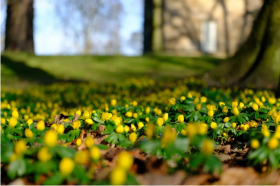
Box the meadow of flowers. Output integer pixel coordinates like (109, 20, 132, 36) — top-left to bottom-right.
(1, 77, 280, 185)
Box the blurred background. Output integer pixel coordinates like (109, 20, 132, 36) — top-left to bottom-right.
(2, 0, 279, 92)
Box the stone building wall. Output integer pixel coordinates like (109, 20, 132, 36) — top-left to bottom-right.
(162, 0, 263, 57)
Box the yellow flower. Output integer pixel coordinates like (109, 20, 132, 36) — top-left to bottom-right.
(223, 133, 227, 137)
(223, 117, 229, 123)
(146, 123, 155, 140)
(130, 124, 136, 132)
(1, 118, 5, 124)
(251, 139, 260, 149)
(111, 99, 117, 106)
(124, 125, 130, 132)
(197, 123, 208, 135)
(110, 167, 127, 185)
(178, 114, 184, 123)
(112, 116, 121, 126)
(180, 96, 186, 101)
(252, 103, 259, 111)
(9, 117, 17, 127)
(200, 96, 207, 103)
(133, 113, 138, 119)
(56, 124, 65, 134)
(10, 153, 18, 162)
(232, 107, 239, 116)
(82, 110, 90, 119)
(50, 124, 58, 131)
(72, 120, 81, 130)
(219, 102, 225, 106)
(116, 125, 124, 134)
(239, 102, 245, 109)
(74, 150, 89, 164)
(85, 136, 94, 148)
(125, 111, 133, 117)
(90, 146, 101, 160)
(138, 122, 144, 129)
(101, 112, 112, 121)
(193, 97, 199, 104)
(195, 104, 201, 111)
(157, 109, 162, 116)
(186, 123, 197, 138)
(24, 115, 29, 121)
(210, 122, 217, 129)
(59, 157, 75, 176)
(129, 132, 137, 143)
(132, 101, 138, 107)
(181, 129, 187, 136)
(44, 130, 57, 147)
(25, 128, 33, 138)
(116, 151, 133, 170)
(201, 139, 214, 155)
(168, 98, 176, 105)
(12, 110, 19, 119)
(163, 113, 168, 122)
(14, 140, 26, 154)
(38, 147, 52, 162)
(27, 119, 33, 126)
(274, 125, 280, 139)
(75, 110, 82, 116)
(76, 139, 82, 146)
(208, 110, 214, 117)
(161, 126, 176, 147)
(145, 107, 150, 114)
(232, 123, 237, 128)
(250, 121, 258, 128)
(243, 124, 249, 131)
(267, 138, 279, 150)
(156, 118, 164, 127)
(222, 106, 228, 113)
(145, 117, 149, 122)
(37, 120, 45, 130)
(261, 123, 270, 137)
(232, 102, 238, 108)
(85, 118, 94, 125)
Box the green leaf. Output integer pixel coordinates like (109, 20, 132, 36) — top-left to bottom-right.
(259, 108, 268, 113)
(189, 154, 204, 168)
(73, 164, 90, 184)
(139, 140, 161, 154)
(255, 112, 259, 120)
(126, 172, 139, 185)
(105, 133, 118, 144)
(55, 146, 76, 158)
(268, 153, 278, 169)
(96, 144, 109, 150)
(173, 137, 189, 152)
(43, 172, 64, 185)
(117, 140, 133, 148)
(34, 161, 55, 174)
(7, 158, 26, 179)
(92, 117, 104, 124)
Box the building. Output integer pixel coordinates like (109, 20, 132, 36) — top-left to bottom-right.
(143, 0, 263, 57)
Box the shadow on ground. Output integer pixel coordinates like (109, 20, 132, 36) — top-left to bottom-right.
(1, 55, 87, 85)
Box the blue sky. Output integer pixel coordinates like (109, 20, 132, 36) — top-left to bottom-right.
(1, 0, 143, 55)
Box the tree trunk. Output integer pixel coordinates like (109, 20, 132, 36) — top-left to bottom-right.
(4, 0, 34, 53)
(143, 0, 154, 53)
(208, 0, 280, 90)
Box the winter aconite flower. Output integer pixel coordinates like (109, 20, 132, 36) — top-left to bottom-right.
(110, 167, 127, 185)
(168, 98, 176, 105)
(195, 104, 201, 111)
(178, 114, 184, 123)
(116, 151, 133, 170)
(251, 139, 260, 149)
(37, 120, 45, 130)
(125, 111, 133, 117)
(145, 107, 150, 114)
(12, 110, 19, 119)
(56, 124, 65, 134)
(116, 125, 124, 134)
(163, 113, 168, 122)
(111, 99, 117, 106)
(201, 139, 214, 155)
(208, 110, 214, 117)
(232, 107, 239, 116)
(44, 130, 57, 147)
(38, 147, 52, 162)
(267, 138, 279, 150)
(210, 122, 217, 129)
(85, 118, 94, 125)
(252, 103, 259, 111)
(90, 146, 101, 160)
(76, 139, 82, 146)
(25, 128, 33, 138)
(72, 120, 81, 130)
(74, 150, 89, 164)
(9, 117, 17, 127)
(85, 136, 94, 148)
(223, 117, 229, 123)
(156, 118, 164, 127)
(138, 122, 144, 129)
(129, 132, 137, 143)
(27, 119, 33, 126)
(14, 140, 26, 155)
(59, 157, 75, 176)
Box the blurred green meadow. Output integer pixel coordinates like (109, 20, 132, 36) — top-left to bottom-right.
(1, 52, 222, 89)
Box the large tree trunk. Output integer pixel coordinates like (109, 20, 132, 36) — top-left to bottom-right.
(208, 0, 280, 90)
(4, 0, 34, 53)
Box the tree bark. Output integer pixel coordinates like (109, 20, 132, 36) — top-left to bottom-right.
(4, 0, 34, 53)
(208, 0, 280, 90)
(143, 0, 154, 54)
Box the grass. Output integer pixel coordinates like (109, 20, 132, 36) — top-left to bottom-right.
(1, 52, 222, 89)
